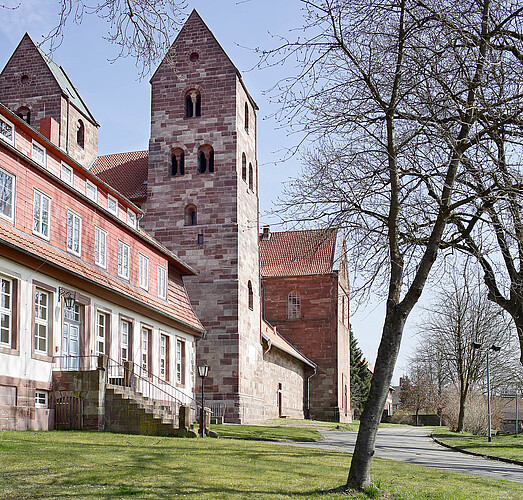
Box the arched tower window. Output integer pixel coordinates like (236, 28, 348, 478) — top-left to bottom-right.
(185, 89, 201, 118)
(16, 106, 30, 124)
(288, 291, 301, 319)
(198, 144, 214, 173)
(244, 102, 249, 132)
(248, 280, 253, 310)
(171, 147, 185, 175)
(249, 163, 254, 190)
(184, 204, 197, 226)
(242, 153, 247, 182)
(76, 119, 85, 148)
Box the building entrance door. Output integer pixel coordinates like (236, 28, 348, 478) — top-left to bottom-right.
(63, 304, 81, 370)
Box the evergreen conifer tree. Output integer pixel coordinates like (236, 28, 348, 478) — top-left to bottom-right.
(350, 327, 371, 417)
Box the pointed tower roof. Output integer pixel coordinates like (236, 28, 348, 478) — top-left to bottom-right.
(151, 9, 258, 110)
(0, 33, 98, 126)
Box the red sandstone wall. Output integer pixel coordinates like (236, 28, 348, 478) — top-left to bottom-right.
(263, 273, 350, 421)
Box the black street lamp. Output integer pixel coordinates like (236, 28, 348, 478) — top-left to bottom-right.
(197, 362, 209, 437)
(473, 343, 501, 442)
(59, 287, 76, 310)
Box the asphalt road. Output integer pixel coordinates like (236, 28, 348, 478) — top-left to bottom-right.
(291, 426, 523, 483)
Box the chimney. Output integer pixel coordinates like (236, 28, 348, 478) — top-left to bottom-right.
(261, 226, 271, 241)
(40, 117, 60, 146)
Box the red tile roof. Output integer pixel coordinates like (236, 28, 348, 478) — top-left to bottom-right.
(260, 229, 337, 277)
(0, 221, 204, 334)
(261, 320, 316, 368)
(92, 150, 148, 200)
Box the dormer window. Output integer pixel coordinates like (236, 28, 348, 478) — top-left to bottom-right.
(198, 145, 214, 173)
(16, 106, 30, 124)
(171, 148, 185, 175)
(185, 89, 201, 118)
(76, 119, 85, 148)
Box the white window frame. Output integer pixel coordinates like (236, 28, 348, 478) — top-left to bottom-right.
(61, 163, 74, 186)
(0, 166, 15, 222)
(33, 190, 51, 240)
(139, 253, 149, 290)
(86, 180, 98, 202)
(118, 240, 130, 280)
(95, 311, 107, 356)
(287, 291, 301, 320)
(66, 210, 82, 256)
(127, 209, 137, 228)
(160, 334, 168, 381)
(157, 265, 167, 299)
(0, 116, 14, 146)
(34, 289, 50, 355)
(34, 391, 48, 409)
(107, 194, 118, 216)
(176, 338, 185, 385)
(0, 275, 13, 348)
(94, 226, 107, 268)
(121, 319, 130, 362)
(31, 140, 46, 168)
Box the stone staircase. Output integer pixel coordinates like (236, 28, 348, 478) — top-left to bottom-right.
(104, 385, 180, 436)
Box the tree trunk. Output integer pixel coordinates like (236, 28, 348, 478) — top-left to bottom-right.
(346, 311, 405, 489)
(457, 390, 467, 432)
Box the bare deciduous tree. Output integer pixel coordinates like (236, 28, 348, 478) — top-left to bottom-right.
(2, 1, 188, 77)
(262, 0, 523, 489)
(414, 270, 510, 431)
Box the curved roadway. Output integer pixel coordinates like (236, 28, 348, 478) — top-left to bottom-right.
(292, 426, 523, 483)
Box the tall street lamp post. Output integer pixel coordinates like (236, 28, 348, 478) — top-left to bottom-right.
(473, 343, 501, 442)
(197, 362, 209, 437)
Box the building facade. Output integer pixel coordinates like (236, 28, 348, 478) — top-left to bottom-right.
(1, 9, 351, 427)
(0, 80, 203, 430)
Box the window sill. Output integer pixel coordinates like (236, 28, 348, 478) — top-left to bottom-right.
(0, 345, 20, 356)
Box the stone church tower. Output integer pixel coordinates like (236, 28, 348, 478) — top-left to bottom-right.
(143, 10, 264, 422)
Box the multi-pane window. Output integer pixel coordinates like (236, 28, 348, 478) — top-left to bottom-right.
(94, 226, 107, 268)
(34, 391, 48, 408)
(0, 117, 14, 145)
(33, 190, 51, 239)
(141, 327, 150, 373)
(34, 289, 50, 354)
(108, 195, 118, 215)
(0, 276, 12, 347)
(96, 312, 107, 355)
(66, 211, 82, 256)
(139, 254, 149, 290)
(0, 167, 14, 221)
(157, 266, 167, 299)
(176, 339, 185, 384)
(61, 163, 73, 186)
(31, 141, 46, 168)
(121, 320, 130, 362)
(127, 209, 137, 228)
(287, 291, 301, 319)
(160, 334, 168, 381)
(86, 180, 98, 202)
(118, 240, 130, 279)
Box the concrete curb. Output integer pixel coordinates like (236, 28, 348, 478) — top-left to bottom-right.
(431, 434, 523, 467)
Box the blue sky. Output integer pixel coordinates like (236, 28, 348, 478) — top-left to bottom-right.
(0, 0, 421, 382)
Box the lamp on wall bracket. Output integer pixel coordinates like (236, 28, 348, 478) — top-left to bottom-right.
(59, 287, 76, 310)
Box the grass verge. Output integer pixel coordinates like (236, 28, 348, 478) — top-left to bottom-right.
(1, 430, 522, 499)
(209, 424, 322, 441)
(433, 427, 523, 462)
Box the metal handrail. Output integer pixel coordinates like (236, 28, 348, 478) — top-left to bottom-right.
(53, 355, 200, 424)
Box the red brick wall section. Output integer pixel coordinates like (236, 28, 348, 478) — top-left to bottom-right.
(263, 274, 351, 422)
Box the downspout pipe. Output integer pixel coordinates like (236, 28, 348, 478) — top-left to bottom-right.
(306, 366, 317, 420)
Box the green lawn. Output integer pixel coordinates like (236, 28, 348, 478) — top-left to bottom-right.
(210, 424, 323, 441)
(1, 431, 522, 499)
(433, 427, 523, 462)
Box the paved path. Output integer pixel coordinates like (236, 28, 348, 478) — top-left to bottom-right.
(291, 426, 523, 483)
